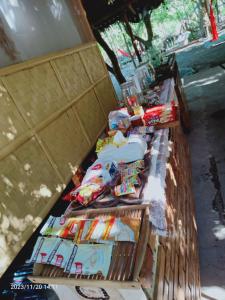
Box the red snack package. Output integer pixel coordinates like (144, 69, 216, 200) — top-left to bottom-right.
(63, 183, 105, 206)
(143, 105, 163, 126)
(143, 102, 176, 126)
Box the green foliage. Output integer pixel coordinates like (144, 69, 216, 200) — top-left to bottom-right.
(99, 0, 225, 68)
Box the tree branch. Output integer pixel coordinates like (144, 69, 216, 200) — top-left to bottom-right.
(106, 63, 115, 74)
(92, 28, 126, 84)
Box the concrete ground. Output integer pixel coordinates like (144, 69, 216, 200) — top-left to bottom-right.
(182, 64, 225, 299)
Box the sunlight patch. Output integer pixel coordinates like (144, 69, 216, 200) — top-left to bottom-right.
(31, 184, 52, 199)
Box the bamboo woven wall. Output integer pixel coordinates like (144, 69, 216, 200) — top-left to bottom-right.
(0, 42, 117, 276)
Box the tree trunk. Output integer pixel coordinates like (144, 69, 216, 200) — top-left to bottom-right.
(118, 22, 137, 68)
(123, 14, 142, 63)
(106, 63, 115, 75)
(133, 11, 153, 50)
(93, 29, 126, 84)
(198, 0, 211, 37)
(143, 11, 153, 48)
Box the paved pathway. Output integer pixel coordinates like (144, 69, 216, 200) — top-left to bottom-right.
(182, 64, 225, 300)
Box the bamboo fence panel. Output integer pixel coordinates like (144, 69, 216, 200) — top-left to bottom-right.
(2, 63, 68, 127)
(0, 79, 28, 151)
(0, 42, 117, 277)
(39, 109, 90, 181)
(73, 90, 106, 142)
(79, 46, 106, 83)
(51, 53, 91, 100)
(94, 77, 118, 116)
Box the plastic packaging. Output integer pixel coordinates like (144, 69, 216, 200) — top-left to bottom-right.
(108, 108, 131, 130)
(65, 244, 113, 277)
(143, 101, 176, 126)
(114, 182, 136, 196)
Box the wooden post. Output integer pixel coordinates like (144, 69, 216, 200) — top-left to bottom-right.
(69, 0, 95, 42)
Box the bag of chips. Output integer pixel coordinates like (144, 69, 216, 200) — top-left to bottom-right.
(63, 160, 118, 205)
(114, 182, 136, 196)
(28, 237, 65, 265)
(64, 244, 113, 277)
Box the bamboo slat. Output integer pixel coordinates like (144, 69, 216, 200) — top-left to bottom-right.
(152, 125, 201, 300)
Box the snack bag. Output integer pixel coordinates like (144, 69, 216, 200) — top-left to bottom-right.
(41, 216, 82, 239)
(124, 175, 141, 186)
(40, 216, 66, 237)
(64, 159, 118, 205)
(114, 182, 136, 196)
(120, 167, 138, 179)
(49, 239, 76, 268)
(40, 216, 141, 243)
(143, 105, 163, 126)
(81, 217, 115, 242)
(81, 216, 140, 243)
(64, 244, 113, 277)
(60, 218, 81, 239)
(75, 183, 105, 206)
(143, 102, 176, 126)
(28, 237, 60, 264)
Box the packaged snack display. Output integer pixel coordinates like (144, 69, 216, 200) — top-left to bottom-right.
(80, 216, 140, 243)
(41, 216, 67, 237)
(29, 237, 113, 277)
(41, 215, 141, 243)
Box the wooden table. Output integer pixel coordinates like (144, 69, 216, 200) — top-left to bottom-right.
(29, 79, 201, 299)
